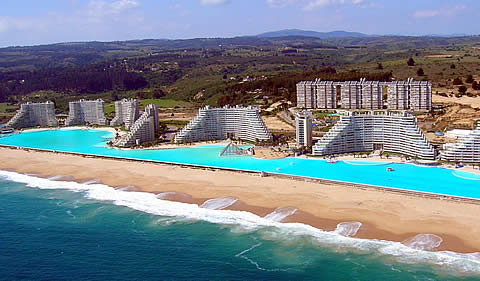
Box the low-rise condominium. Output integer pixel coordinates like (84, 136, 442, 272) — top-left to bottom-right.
(441, 128, 480, 163)
(113, 104, 159, 147)
(174, 105, 272, 143)
(296, 78, 432, 111)
(110, 99, 140, 129)
(295, 110, 313, 147)
(312, 111, 436, 160)
(65, 99, 107, 126)
(6, 101, 57, 129)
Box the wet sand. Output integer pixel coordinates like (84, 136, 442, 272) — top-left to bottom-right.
(1, 147, 479, 253)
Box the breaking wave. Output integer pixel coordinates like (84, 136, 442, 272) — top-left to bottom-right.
(0, 170, 479, 275)
(333, 222, 362, 237)
(200, 197, 238, 210)
(264, 207, 297, 222)
(403, 234, 443, 251)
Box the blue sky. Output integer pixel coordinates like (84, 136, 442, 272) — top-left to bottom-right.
(0, 0, 476, 47)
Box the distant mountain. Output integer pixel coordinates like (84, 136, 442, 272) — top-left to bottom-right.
(256, 29, 372, 39)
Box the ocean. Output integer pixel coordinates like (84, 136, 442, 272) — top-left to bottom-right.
(1, 172, 479, 280)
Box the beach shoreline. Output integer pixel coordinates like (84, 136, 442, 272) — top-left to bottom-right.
(1, 147, 480, 254)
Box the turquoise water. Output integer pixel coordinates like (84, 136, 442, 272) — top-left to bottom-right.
(2, 128, 480, 199)
(0, 176, 479, 280)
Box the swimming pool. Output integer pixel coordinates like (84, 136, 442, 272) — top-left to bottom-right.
(1, 128, 480, 200)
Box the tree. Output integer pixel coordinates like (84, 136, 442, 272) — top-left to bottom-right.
(453, 77, 463, 85)
(458, 85, 468, 94)
(466, 74, 474, 84)
(376, 63, 384, 70)
(407, 58, 415, 66)
(153, 88, 165, 99)
(417, 68, 425, 76)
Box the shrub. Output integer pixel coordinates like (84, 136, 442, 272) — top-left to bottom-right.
(417, 68, 425, 76)
(453, 77, 463, 85)
(466, 75, 474, 84)
(407, 58, 415, 66)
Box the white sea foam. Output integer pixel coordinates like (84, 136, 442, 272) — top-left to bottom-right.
(48, 175, 65, 180)
(264, 207, 297, 222)
(117, 186, 138, 191)
(81, 179, 101, 185)
(156, 192, 178, 199)
(1, 170, 479, 275)
(333, 222, 362, 237)
(200, 197, 238, 210)
(403, 234, 443, 251)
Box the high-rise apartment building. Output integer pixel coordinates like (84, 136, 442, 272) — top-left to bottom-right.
(6, 101, 57, 129)
(113, 104, 159, 147)
(296, 79, 432, 111)
(295, 110, 313, 147)
(312, 111, 436, 160)
(441, 129, 480, 163)
(65, 99, 107, 126)
(110, 99, 140, 129)
(174, 105, 272, 143)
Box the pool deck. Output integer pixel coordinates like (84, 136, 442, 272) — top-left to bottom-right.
(2, 143, 479, 205)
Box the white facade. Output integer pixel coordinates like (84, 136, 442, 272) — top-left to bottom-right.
(174, 105, 272, 143)
(113, 104, 159, 147)
(65, 99, 106, 126)
(312, 111, 436, 160)
(295, 110, 313, 147)
(110, 99, 140, 129)
(296, 79, 432, 111)
(6, 101, 57, 129)
(441, 129, 480, 163)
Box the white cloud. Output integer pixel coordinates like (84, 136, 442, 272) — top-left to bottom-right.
(413, 5, 466, 19)
(304, 0, 366, 11)
(200, 0, 230, 5)
(266, 0, 299, 8)
(265, 0, 367, 10)
(87, 0, 140, 19)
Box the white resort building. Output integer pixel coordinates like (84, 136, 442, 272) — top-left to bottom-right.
(65, 99, 107, 126)
(6, 101, 57, 129)
(441, 128, 480, 163)
(110, 99, 140, 129)
(295, 110, 313, 147)
(312, 111, 436, 160)
(174, 105, 272, 143)
(296, 78, 432, 111)
(113, 104, 159, 147)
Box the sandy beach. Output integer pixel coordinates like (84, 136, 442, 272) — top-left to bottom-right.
(1, 147, 480, 253)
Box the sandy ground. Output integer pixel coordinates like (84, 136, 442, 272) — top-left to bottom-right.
(262, 115, 295, 131)
(253, 147, 290, 159)
(433, 94, 480, 109)
(1, 148, 480, 253)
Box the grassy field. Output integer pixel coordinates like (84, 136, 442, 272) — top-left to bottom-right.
(0, 103, 18, 123)
(138, 99, 191, 109)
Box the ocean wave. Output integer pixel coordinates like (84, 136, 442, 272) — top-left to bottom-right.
(200, 197, 238, 210)
(0, 170, 479, 275)
(334, 222, 362, 237)
(403, 234, 443, 251)
(80, 179, 101, 185)
(264, 207, 297, 222)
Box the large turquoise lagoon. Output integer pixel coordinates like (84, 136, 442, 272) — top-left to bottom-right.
(1, 128, 480, 199)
